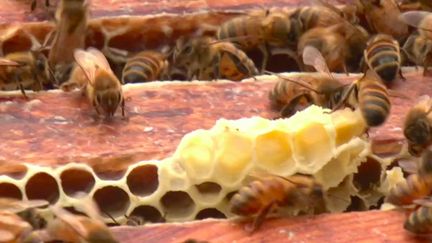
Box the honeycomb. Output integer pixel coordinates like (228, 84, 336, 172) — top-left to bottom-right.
(0, 105, 391, 224)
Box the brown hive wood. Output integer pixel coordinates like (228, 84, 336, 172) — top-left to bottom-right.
(0, 0, 427, 242)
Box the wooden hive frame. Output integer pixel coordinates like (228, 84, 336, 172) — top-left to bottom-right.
(0, 0, 430, 242)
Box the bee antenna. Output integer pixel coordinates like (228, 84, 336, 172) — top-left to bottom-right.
(101, 209, 120, 225)
(264, 71, 322, 94)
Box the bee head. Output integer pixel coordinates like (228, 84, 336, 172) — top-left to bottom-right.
(95, 89, 123, 118)
(404, 114, 431, 146)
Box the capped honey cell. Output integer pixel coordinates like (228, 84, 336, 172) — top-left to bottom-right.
(255, 129, 296, 175)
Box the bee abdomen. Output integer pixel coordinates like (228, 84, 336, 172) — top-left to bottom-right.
(404, 206, 432, 234)
(122, 53, 164, 83)
(386, 174, 432, 206)
(230, 179, 285, 216)
(368, 47, 400, 83)
(359, 82, 390, 126)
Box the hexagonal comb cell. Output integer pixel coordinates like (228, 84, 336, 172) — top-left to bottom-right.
(213, 130, 253, 185)
(129, 205, 165, 223)
(160, 191, 195, 219)
(127, 164, 159, 197)
(0, 164, 28, 180)
(194, 182, 222, 200)
(25, 172, 60, 204)
(93, 186, 130, 218)
(177, 130, 215, 180)
(60, 168, 95, 197)
(0, 182, 22, 199)
(353, 156, 382, 193)
(195, 208, 226, 220)
(255, 130, 296, 175)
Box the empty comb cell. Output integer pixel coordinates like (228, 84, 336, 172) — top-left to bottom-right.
(314, 138, 369, 189)
(325, 176, 355, 213)
(175, 130, 215, 180)
(331, 109, 366, 146)
(254, 129, 297, 175)
(212, 129, 254, 186)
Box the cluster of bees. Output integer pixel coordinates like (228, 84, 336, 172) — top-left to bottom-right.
(2, 0, 432, 239)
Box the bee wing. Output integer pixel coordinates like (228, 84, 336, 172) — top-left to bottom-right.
(74, 49, 98, 85)
(302, 46, 332, 77)
(399, 11, 432, 30)
(0, 229, 14, 242)
(73, 194, 104, 221)
(0, 58, 21, 66)
(397, 159, 418, 174)
(86, 47, 112, 72)
(0, 198, 48, 213)
(413, 198, 432, 208)
(51, 205, 89, 237)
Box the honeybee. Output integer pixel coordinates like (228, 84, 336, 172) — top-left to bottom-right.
(0, 50, 54, 96)
(386, 148, 432, 206)
(121, 51, 169, 83)
(400, 11, 432, 75)
(173, 36, 258, 81)
(60, 47, 125, 118)
(342, 69, 391, 127)
(36, 199, 118, 243)
(291, 0, 358, 31)
(0, 198, 48, 243)
(403, 32, 432, 76)
(362, 34, 404, 86)
(47, 0, 89, 84)
(268, 46, 347, 117)
(230, 174, 323, 233)
(403, 95, 432, 156)
(125, 215, 146, 226)
(297, 22, 369, 73)
(217, 10, 302, 72)
(355, 0, 409, 42)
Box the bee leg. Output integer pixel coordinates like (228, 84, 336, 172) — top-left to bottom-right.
(399, 69, 406, 81)
(258, 44, 270, 73)
(121, 98, 126, 117)
(245, 202, 275, 234)
(45, 0, 50, 7)
(343, 63, 349, 76)
(280, 93, 313, 118)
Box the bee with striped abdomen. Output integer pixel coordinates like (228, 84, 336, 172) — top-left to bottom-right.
(268, 46, 347, 118)
(340, 68, 391, 127)
(298, 22, 369, 73)
(362, 34, 404, 86)
(121, 51, 169, 83)
(217, 9, 302, 72)
(230, 174, 323, 233)
(355, 0, 409, 42)
(173, 36, 258, 81)
(403, 96, 432, 156)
